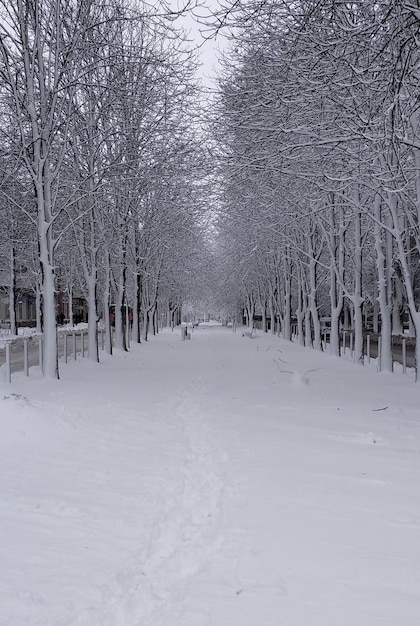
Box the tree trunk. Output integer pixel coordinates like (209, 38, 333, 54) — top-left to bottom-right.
(9, 246, 17, 336)
(328, 198, 344, 357)
(132, 273, 142, 344)
(308, 249, 321, 350)
(374, 194, 393, 372)
(283, 262, 292, 341)
(351, 204, 364, 365)
(296, 276, 305, 346)
(245, 293, 255, 329)
(68, 286, 74, 327)
(330, 260, 343, 357)
(36, 279, 42, 333)
(38, 187, 58, 379)
(103, 257, 112, 355)
(114, 282, 127, 351)
(87, 274, 99, 362)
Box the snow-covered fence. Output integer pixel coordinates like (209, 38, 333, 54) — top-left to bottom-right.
(338, 331, 412, 371)
(0, 328, 110, 383)
(290, 325, 413, 374)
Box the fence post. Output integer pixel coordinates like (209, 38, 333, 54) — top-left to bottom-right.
(72, 332, 77, 360)
(24, 339, 29, 376)
(350, 332, 354, 360)
(378, 336, 382, 371)
(342, 331, 346, 356)
(366, 335, 370, 364)
(402, 338, 407, 374)
(5, 343, 11, 383)
(81, 331, 85, 357)
(63, 333, 68, 364)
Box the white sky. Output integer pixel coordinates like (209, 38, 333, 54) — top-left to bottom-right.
(173, 0, 229, 90)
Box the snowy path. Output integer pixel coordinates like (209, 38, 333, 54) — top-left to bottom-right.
(1, 325, 420, 625)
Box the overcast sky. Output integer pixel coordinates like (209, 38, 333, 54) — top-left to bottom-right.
(174, 0, 229, 90)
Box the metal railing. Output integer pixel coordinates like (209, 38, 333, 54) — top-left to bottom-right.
(0, 328, 110, 383)
(290, 325, 415, 373)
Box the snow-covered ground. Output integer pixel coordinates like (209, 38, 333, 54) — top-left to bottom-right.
(1, 323, 419, 625)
